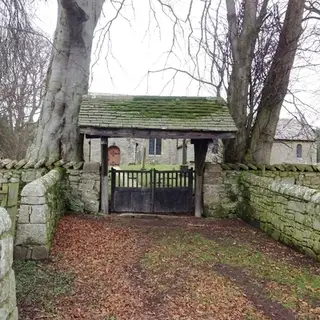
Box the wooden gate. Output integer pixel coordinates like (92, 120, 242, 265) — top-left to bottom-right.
(110, 168, 194, 213)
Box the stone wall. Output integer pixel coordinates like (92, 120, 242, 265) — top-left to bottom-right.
(0, 207, 18, 319)
(221, 162, 320, 189)
(15, 169, 65, 260)
(0, 168, 48, 190)
(204, 163, 320, 217)
(66, 162, 100, 213)
(240, 173, 320, 260)
(203, 164, 239, 218)
(203, 164, 320, 260)
(253, 169, 320, 191)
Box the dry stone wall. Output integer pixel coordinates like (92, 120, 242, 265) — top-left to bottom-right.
(0, 207, 18, 320)
(253, 170, 320, 190)
(0, 168, 48, 189)
(0, 159, 101, 226)
(203, 164, 320, 260)
(221, 163, 320, 190)
(66, 162, 100, 213)
(15, 169, 65, 260)
(203, 164, 240, 218)
(240, 173, 320, 260)
(0, 159, 49, 184)
(204, 163, 320, 218)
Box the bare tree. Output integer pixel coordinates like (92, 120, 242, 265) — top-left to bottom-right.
(0, 33, 50, 159)
(7, 0, 315, 165)
(0, 0, 51, 159)
(148, 0, 313, 164)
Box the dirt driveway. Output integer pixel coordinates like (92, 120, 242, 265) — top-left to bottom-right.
(15, 214, 320, 320)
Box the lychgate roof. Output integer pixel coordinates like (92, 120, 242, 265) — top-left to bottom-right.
(79, 94, 237, 133)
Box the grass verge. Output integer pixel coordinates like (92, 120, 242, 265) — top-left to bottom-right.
(141, 231, 320, 319)
(14, 260, 75, 315)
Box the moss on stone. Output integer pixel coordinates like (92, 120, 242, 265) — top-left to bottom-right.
(247, 163, 258, 170)
(79, 95, 237, 131)
(88, 96, 227, 120)
(214, 204, 231, 218)
(46, 168, 66, 246)
(203, 203, 234, 218)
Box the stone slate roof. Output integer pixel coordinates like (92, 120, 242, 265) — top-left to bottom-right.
(78, 94, 237, 132)
(275, 118, 316, 141)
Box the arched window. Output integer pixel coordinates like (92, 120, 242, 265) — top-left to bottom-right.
(296, 144, 302, 159)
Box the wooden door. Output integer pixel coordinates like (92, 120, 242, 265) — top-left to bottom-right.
(108, 146, 120, 166)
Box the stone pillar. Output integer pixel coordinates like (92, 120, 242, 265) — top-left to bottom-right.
(0, 207, 18, 320)
(15, 169, 65, 260)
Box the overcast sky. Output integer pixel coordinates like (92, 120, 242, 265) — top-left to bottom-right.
(34, 1, 320, 127)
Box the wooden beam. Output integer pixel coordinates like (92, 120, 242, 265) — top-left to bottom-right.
(80, 127, 236, 140)
(194, 139, 209, 218)
(101, 137, 109, 214)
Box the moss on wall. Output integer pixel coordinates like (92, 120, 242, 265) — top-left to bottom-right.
(46, 168, 66, 245)
(238, 173, 320, 260)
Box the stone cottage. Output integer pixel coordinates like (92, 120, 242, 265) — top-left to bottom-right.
(270, 118, 317, 165)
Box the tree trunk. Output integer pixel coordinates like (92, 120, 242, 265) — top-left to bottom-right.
(27, 0, 104, 165)
(248, 0, 306, 164)
(224, 0, 261, 163)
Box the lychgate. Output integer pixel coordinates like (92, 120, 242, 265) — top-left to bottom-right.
(78, 94, 237, 216)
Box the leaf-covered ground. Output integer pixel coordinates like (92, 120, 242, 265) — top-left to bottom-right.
(15, 214, 320, 320)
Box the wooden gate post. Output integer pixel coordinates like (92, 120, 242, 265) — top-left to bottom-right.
(151, 169, 156, 213)
(101, 137, 109, 214)
(193, 139, 209, 218)
(110, 168, 116, 211)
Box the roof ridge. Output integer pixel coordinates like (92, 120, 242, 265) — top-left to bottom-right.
(83, 93, 225, 101)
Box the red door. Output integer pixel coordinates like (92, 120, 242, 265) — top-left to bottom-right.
(108, 146, 120, 166)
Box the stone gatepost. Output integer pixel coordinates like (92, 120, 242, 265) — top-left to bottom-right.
(14, 169, 65, 260)
(0, 207, 18, 320)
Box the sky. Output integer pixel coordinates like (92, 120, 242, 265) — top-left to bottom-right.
(34, 1, 320, 127)
(34, 1, 200, 96)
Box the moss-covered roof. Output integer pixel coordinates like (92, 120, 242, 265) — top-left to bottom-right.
(79, 94, 237, 132)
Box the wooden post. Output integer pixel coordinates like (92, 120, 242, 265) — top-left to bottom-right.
(182, 139, 187, 165)
(151, 169, 155, 213)
(110, 168, 116, 211)
(193, 139, 209, 218)
(141, 145, 147, 170)
(101, 137, 109, 214)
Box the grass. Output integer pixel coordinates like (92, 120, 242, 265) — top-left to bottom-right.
(14, 260, 75, 315)
(120, 163, 181, 171)
(141, 231, 320, 318)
